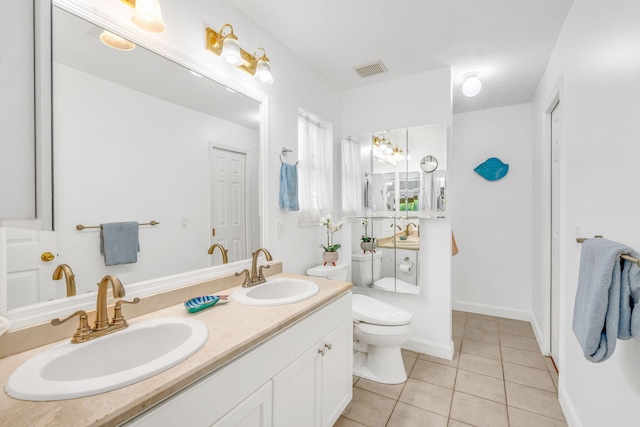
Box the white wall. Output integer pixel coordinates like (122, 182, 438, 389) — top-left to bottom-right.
(451, 103, 533, 320)
(341, 67, 454, 359)
(54, 63, 260, 290)
(531, 1, 640, 425)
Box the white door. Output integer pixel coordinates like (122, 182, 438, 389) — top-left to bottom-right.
(550, 100, 561, 367)
(1, 227, 58, 310)
(272, 342, 321, 427)
(210, 144, 248, 263)
(212, 382, 273, 427)
(320, 319, 353, 427)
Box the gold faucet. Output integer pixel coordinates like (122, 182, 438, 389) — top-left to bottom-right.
(404, 222, 418, 237)
(207, 243, 229, 264)
(236, 248, 273, 287)
(51, 274, 139, 343)
(52, 264, 77, 297)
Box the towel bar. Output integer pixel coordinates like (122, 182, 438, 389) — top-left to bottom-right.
(577, 236, 640, 266)
(76, 221, 160, 231)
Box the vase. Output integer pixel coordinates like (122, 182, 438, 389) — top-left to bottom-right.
(360, 241, 377, 253)
(322, 251, 339, 266)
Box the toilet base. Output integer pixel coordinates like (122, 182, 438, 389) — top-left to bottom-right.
(353, 346, 407, 384)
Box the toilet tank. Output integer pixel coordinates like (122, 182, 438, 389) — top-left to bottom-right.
(306, 262, 348, 281)
(351, 251, 383, 287)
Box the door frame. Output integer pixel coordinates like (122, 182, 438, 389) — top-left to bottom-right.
(541, 78, 564, 362)
(209, 142, 252, 261)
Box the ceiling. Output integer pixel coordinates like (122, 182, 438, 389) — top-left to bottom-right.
(225, 0, 573, 114)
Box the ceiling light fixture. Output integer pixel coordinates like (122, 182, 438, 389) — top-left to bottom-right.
(99, 30, 135, 51)
(462, 71, 482, 97)
(205, 26, 274, 84)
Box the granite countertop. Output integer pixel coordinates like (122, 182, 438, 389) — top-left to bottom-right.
(0, 273, 352, 426)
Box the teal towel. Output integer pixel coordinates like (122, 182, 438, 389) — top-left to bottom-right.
(279, 163, 299, 211)
(573, 238, 638, 362)
(100, 222, 139, 266)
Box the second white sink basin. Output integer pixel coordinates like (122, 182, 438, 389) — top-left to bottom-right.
(5, 317, 208, 401)
(233, 278, 319, 306)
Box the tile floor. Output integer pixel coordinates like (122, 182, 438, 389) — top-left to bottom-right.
(335, 311, 567, 427)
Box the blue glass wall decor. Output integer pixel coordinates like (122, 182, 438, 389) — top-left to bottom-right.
(474, 157, 509, 181)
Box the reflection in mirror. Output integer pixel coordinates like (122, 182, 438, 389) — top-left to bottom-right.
(351, 216, 419, 295)
(2, 6, 262, 313)
(420, 155, 438, 173)
(342, 123, 446, 294)
(342, 123, 446, 217)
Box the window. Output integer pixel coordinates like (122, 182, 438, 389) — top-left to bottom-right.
(297, 110, 332, 223)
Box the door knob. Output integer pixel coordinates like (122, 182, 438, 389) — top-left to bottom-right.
(41, 252, 55, 262)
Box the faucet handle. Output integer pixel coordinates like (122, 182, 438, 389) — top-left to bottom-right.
(51, 310, 92, 344)
(111, 297, 141, 327)
(258, 264, 270, 284)
(235, 269, 251, 287)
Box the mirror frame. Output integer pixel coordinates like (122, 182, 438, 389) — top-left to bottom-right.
(4, 0, 270, 329)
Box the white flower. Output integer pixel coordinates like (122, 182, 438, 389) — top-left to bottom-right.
(319, 216, 327, 226)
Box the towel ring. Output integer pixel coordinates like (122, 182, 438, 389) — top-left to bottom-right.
(280, 147, 298, 165)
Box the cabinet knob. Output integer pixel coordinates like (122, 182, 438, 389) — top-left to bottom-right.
(324, 343, 332, 351)
(317, 348, 326, 356)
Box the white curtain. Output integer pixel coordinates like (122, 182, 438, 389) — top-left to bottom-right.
(298, 112, 332, 222)
(341, 137, 362, 216)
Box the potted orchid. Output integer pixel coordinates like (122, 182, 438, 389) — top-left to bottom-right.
(320, 215, 343, 266)
(360, 217, 377, 253)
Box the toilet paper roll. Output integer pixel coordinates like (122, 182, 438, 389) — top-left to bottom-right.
(399, 264, 412, 273)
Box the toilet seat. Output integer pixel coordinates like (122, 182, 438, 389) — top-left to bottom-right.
(355, 321, 412, 336)
(352, 294, 412, 326)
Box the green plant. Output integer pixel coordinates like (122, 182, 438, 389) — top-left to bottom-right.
(319, 215, 343, 252)
(360, 217, 374, 242)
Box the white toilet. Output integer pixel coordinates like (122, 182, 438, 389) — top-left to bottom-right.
(307, 252, 413, 385)
(306, 261, 349, 281)
(351, 251, 383, 287)
(352, 294, 412, 384)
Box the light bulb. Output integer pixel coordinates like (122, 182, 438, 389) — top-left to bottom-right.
(255, 57, 274, 84)
(462, 72, 482, 97)
(131, 0, 167, 33)
(222, 36, 243, 66)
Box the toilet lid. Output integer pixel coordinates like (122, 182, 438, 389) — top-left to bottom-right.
(306, 262, 348, 278)
(352, 294, 412, 326)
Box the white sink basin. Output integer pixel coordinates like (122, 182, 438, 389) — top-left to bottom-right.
(5, 317, 208, 401)
(233, 278, 319, 306)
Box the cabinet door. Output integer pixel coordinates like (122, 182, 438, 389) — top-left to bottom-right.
(320, 319, 353, 427)
(272, 342, 321, 427)
(212, 382, 272, 427)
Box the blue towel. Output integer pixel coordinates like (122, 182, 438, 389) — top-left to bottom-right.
(100, 222, 140, 266)
(279, 162, 299, 211)
(573, 238, 636, 362)
(620, 251, 640, 339)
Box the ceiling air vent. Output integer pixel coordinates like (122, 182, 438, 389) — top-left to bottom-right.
(353, 60, 388, 78)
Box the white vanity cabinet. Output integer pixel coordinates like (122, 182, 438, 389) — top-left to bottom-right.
(124, 292, 352, 427)
(273, 318, 352, 427)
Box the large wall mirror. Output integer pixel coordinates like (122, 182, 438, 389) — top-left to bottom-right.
(343, 123, 446, 293)
(0, 3, 265, 325)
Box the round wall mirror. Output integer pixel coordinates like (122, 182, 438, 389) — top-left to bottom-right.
(420, 155, 438, 173)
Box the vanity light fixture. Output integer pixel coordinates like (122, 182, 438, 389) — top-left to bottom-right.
(99, 30, 135, 51)
(462, 71, 482, 97)
(205, 26, 274, 84)
(120, 0, 167, 34)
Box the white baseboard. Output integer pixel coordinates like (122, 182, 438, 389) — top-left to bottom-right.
(403, 337, 454, 360)
(453, 300, 530, 321)
(558, 382, 581, 427)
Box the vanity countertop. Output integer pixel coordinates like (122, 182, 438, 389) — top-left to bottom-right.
(0, 273, 352, 426)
